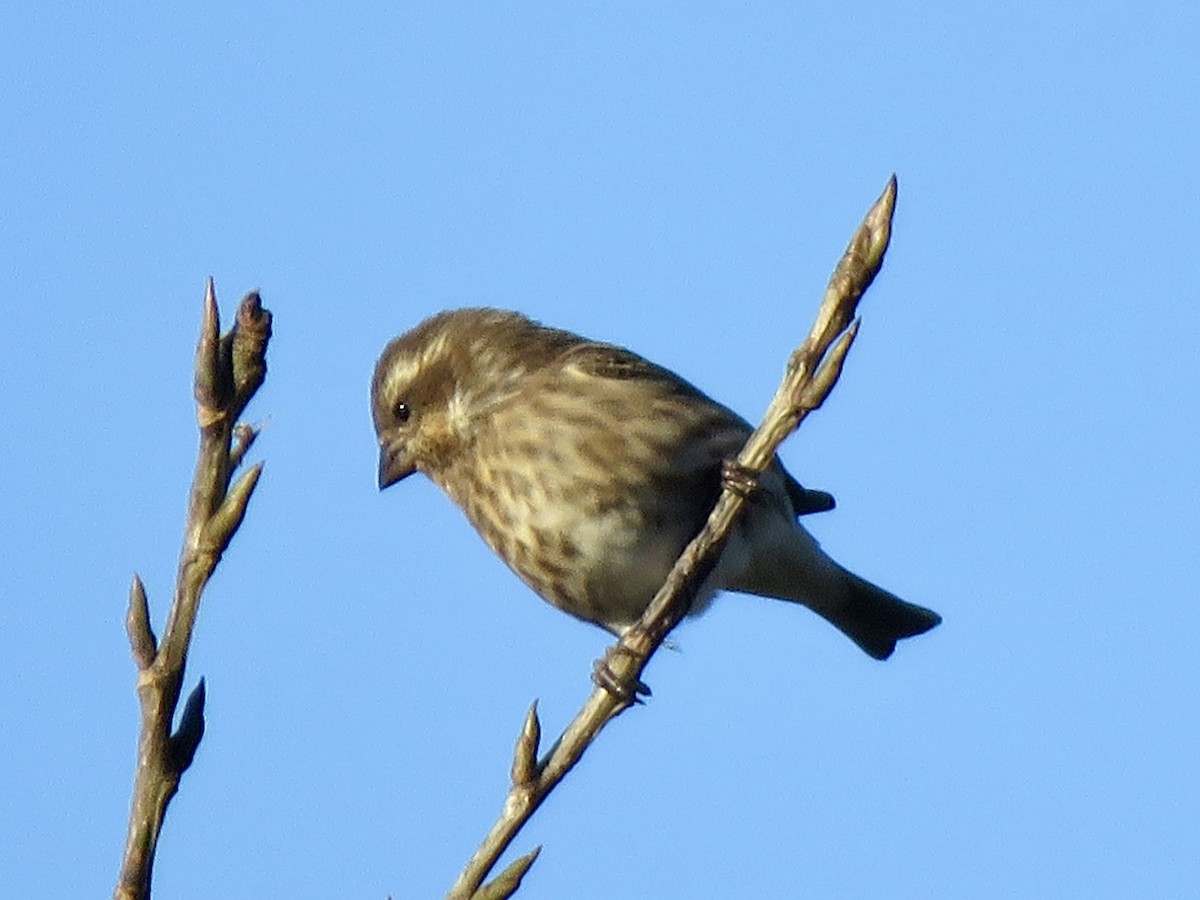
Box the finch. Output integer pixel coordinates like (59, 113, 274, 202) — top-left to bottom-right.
(372, 308, 940, 659)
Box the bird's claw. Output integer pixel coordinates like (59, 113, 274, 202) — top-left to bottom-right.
(720, 459, 760, 498)
(592, 645, 651, 704)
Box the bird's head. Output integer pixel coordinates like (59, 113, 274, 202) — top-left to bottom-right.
(372, 312, 466, 489)
(372, 308, 575, 490)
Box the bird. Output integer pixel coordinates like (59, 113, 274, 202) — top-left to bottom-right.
(372, 308, 940, 660)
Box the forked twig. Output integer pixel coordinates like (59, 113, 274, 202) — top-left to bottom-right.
(450, 176, 899, 899)
(113, 280, 272, 900)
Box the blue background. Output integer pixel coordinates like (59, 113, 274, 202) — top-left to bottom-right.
(2, 3, 1196, 897)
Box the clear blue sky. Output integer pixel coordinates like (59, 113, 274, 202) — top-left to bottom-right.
(2, 4, 1196, 898)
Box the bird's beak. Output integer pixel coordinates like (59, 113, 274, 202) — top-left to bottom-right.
(377, 440, 416, 490)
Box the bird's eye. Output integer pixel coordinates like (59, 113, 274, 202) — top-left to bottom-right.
(393, 401, 412, 423)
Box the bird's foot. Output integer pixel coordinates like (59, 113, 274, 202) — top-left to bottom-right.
(720, 459, 760, 498)
(592, 643, 651, 704)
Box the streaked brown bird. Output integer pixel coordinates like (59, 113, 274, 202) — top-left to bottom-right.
(372, 308, 940, 659)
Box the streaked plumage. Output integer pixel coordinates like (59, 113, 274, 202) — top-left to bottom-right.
(373, 308, 940, 659)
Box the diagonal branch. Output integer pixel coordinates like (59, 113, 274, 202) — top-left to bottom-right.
(114, 280, 272, 900)
(449, 176, 899, 899)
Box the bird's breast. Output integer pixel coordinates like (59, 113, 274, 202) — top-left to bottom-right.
(437, 445, 698, 631)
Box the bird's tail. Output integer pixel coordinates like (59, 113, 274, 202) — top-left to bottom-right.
(724, 521, 941, 659)
(814, 567, 942, 660)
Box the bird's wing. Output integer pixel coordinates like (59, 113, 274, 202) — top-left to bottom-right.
(560, 340, 698, 392)
(563, 341, 837, 518)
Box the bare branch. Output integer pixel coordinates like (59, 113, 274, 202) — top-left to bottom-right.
(114, 282, 271, 900)
(449, 176, 899, 897)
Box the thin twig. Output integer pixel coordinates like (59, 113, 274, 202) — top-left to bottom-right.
(113, 280, 272, 900)
(449, 176, 899, 899)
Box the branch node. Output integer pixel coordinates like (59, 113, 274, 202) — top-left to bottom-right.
(801, 318, 861, 410)
(473, 847, 543, 900)
(201, 462, 263, 551)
